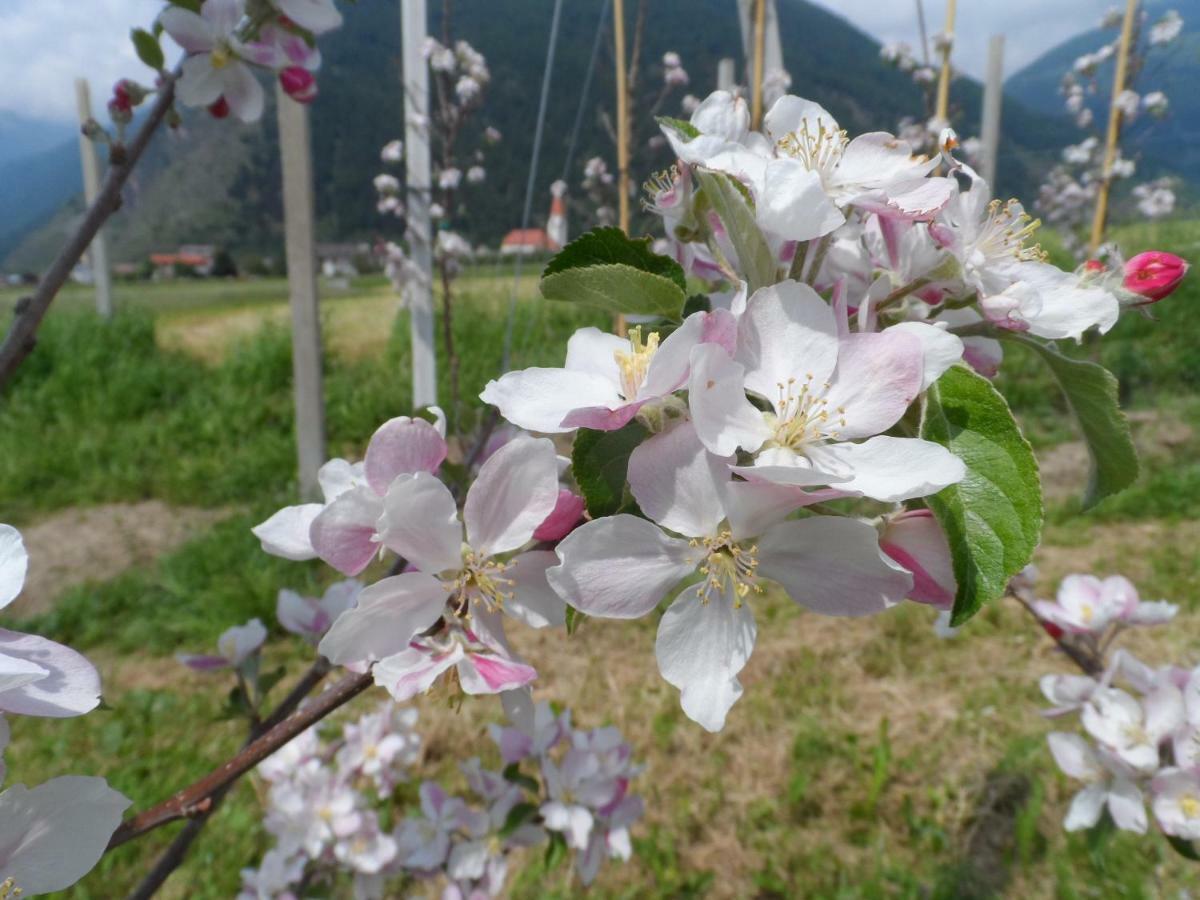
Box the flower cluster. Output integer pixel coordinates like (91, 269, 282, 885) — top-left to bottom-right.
(1038, 7, 1185, 258)
(1031, 573, 1200, 844)
(243, 692, 642, 897)
(0, 526, 130, 895)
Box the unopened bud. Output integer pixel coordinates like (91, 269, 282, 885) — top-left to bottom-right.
(1122, 250, 1188, 304)
(879, 509, 955, 610)
(81, 118, 106, 140)
(279, 66, 317, 104)
(532, 489, 586, 543)
(208, 96, 230, 119)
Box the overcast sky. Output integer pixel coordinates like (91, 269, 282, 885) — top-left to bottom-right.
(4, 0, 1106, 124)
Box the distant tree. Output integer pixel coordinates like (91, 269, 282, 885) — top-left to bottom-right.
(211, 248, 238, 278)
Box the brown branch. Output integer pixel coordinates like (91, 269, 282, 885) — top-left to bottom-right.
(108, 666, 370, 853)
(0, 72, 178, 390)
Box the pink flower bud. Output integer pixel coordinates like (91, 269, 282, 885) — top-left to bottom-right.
(208, 96, 230, 119)
(533, 489, 586, 542)
(1123, 250, 1188, 304)
(279, 66, 317, 104)
(879, 509, 955, 610)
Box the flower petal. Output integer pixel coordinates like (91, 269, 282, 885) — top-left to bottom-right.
(480, 369, 623, 433)
(378, 473, 463, 574)
(757, 517, 911, 616)
(736, 280, 838, 406)
(373, 645, 464, 702)
(309, 487, 383, 576)
(655, 584, 756, 732)
(757, 158, 844, 241)
(688, 344, 771, 457)
(0, 629, 100, 718)
(459, 651, 538, 695)
(628, 421, 730, 538)
(1064, 783, 1106, 831)
(364, 417, 448, 495)
(317, 573, 447, 665)
(804, 436, 966, 502)
(252, 503, 322, 561)
(159, 6, 214, 53)
(884, 322, 964, 391)
(822, 331, 923, 439)
(222, 62, 265, 123)
(464, 436, 559, 557)
(0, 525, 28, 610)
(504, 550, 567, 629)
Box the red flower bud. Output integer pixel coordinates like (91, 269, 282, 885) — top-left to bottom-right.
(1123, 250, 1188, 304)
(208, 96, 230, 119)
(1084, 259, 1106, 273)
(1040, 619, 1064, 641)
(279, 66, 317, 104)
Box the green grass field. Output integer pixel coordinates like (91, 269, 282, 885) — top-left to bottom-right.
(2, 225, 1199, 898)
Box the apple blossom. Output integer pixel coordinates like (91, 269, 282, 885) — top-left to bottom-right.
(279, 66, 317, 103)
(1047, 732, 1148, 833)
(380, 139, 404, 162)
(276, 580, 361, 644)
(178, 617, 267, 672)
(879, 508, 955, 610)
(161, 0, 266, 123)
(1152, 768, 1200, 840)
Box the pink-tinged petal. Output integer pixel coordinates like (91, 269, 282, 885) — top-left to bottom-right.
(692, 90, 751, 142)
(655, 584, 756, 732)
(200, 0, 242, 35)
(804, 436, 965, 503)
(962, 336, 1002, 377)
(0, 629, 100, 718)
(221, 62, 265, 123)
(317, 458, 364, 502)
(504, 551, 566, 629)
(1144, 684, 1185, 742)
(701, 308, 738, 353)
(0, 653, 49, 695)
(823, 331, 923, 439)
(459, 651, 538, 695)
(637, 311, 706, 399)
(723, 482, 848, 540)
(1048, 732, 1103, 781)
(1107, 779, 1148, 834)
(317, 573, 447, 665)
(176, 653, 230, 671)
(465, 436, 559, 557)
(763, 95, 839, 144)
(216, 618, 267, 667)
(757, 517, 912, 616)
(1101, 575, 1140, 619)
(310, 487, 383, 576)
(252, 503, 322, 561)
(159, 7, 215, 53)
(559, 401, 644, 431)
(1064, 784, 1106, 831)
(564, 327, 625, 383)
(364, 417, 448, 495)
(736, 280, 838, 406)
(547, 516, 701, 619)
(0, 776, 131, 895)
(884, 322, 964, 391)
(480, 368, 622, 434)
(853, 178, 955, 220)
(533, 490, 585, 542)
(0, 525, 28, 609)
(373, 644, 464, 702)
(688, 344, 771, 457)
(833, 132, 937, 193)
(628, 421, 730, 538)
(275, 0, 343, 33)
(378, 473, 462, 574)
(176, 55, 225, 107)
(757, 158, 844, 241)
(879, 509, 955, 609)
(276, 589, 321, 637)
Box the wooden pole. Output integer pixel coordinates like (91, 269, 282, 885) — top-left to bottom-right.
(276, 85, 327, 502)
(74, 79, 113, 319)
(751, 0, 766, 128)
(934, 0, 957, 124)
(717, 57, 735, 91)
(1090, 0, 1139, 255)
(980, 35, 1005, 187)
(613, 0, 629, 336)
(402, 0, 438, 407)
(915, 0, 931, 65)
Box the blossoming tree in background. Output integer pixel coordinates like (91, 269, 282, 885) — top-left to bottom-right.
(1038, 7, 1185, 260)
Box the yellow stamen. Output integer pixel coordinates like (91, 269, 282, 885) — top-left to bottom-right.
(691, 529, 762, 608)
(777, 117, 849, 181)
(613, 326, 660, 399)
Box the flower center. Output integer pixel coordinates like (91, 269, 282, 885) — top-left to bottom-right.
(210, 43, 234, 69)
(454, 548, 514, 613)
(1181, 794, 1200, 819)
(766, 375, 845, 450)
(1122, 722, 1151, 747)
(0, 878, 20, 900)
(977, 199, 1047, 264)
(693, 529, 761, 607)
(777, 118, 848, 186)
(1079, 603, 1094, 624)
(613, 326, 660, 399)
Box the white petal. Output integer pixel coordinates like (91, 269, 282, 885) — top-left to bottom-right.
(655, 584, 756, 732)
(757, 158, 844, 241)
(159, 7, 215, 53)
(1047, 731, 1102, 780)
(464, 437, 559, 557)
(637, 311, 706, 399)
(317, 573, 447, 665)
(757, 517, 912, 616)
(564, 327, 625, 385)
(0, 776, 130, 894)
(822, 331, 923, 439)
(687, 344, 771, 457)
(763, 95, 839, 144)
(378, 473, 463, 574)
(373, 645, 463, 701)
(0, 525, 28, 609)
(504, 551, 566, 629)
(736, 280, 838, 405)
(480, 369, 623, 433)
(0, 630, 101, 717)
(1064, 783, 1106, 831)
(176, 55, 225, 108)
(627, 421, 730, 538)
(252, 504, 322, 561)
(804, 436, 966, 502)
(275, 0, 343, 34)
(317, 458, 364, 502)
(547, 516, 700, 619)
(885, 322, 964, 391)
(1107, 778, 1148, 833)
(0, 653, 48, 696)
(222, 62, 265, 123)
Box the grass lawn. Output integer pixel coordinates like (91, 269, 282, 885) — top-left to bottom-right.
(2, 225, 1199, 897)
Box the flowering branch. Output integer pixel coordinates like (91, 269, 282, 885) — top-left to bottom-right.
(0, 71, 177, 390)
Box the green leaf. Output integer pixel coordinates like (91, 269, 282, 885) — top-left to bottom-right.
(544, 830, 569, 870)
(571, 421, 649, 518)
(540, 227, 687, 319)
(502, 762, 541, 794)
(499, 802, 540, 838)
(693, 169, 776, 292)
(920, 365, 1043, 625)
(131, 28, 165, 71)
(656, 115, 701, 139)
(1166, 834, 1200, 862)
(565, 605, 587, 636)
(1003, 334, 1138, 510)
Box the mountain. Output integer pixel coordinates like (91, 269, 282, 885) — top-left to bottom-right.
(4, 0, 1072, 270)
(1007, 0, 1200, 184)
(0, 111, 75, 167)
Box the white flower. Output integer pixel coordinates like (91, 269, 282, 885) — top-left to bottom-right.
(277, 580, 361, 643)
(1152, 768, 1200, 839)
(1081, 685, 1182, 774)
(178, 618, 267, 672)
(438, 167, 463, 190)
(1047, 733, 1147, 833)
(271, 0, 342, 35)
(380, 140, 404, 162)
(160, 0, 265, 123)
(1149, 10, 1184, 45)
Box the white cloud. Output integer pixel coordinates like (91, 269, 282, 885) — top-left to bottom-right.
(0, 0, 163, 123)
(806, 0, 1105, 81)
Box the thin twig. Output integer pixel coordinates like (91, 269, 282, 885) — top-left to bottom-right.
(1010, 587, 1104, 677)
(0, 72, 178, 389)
